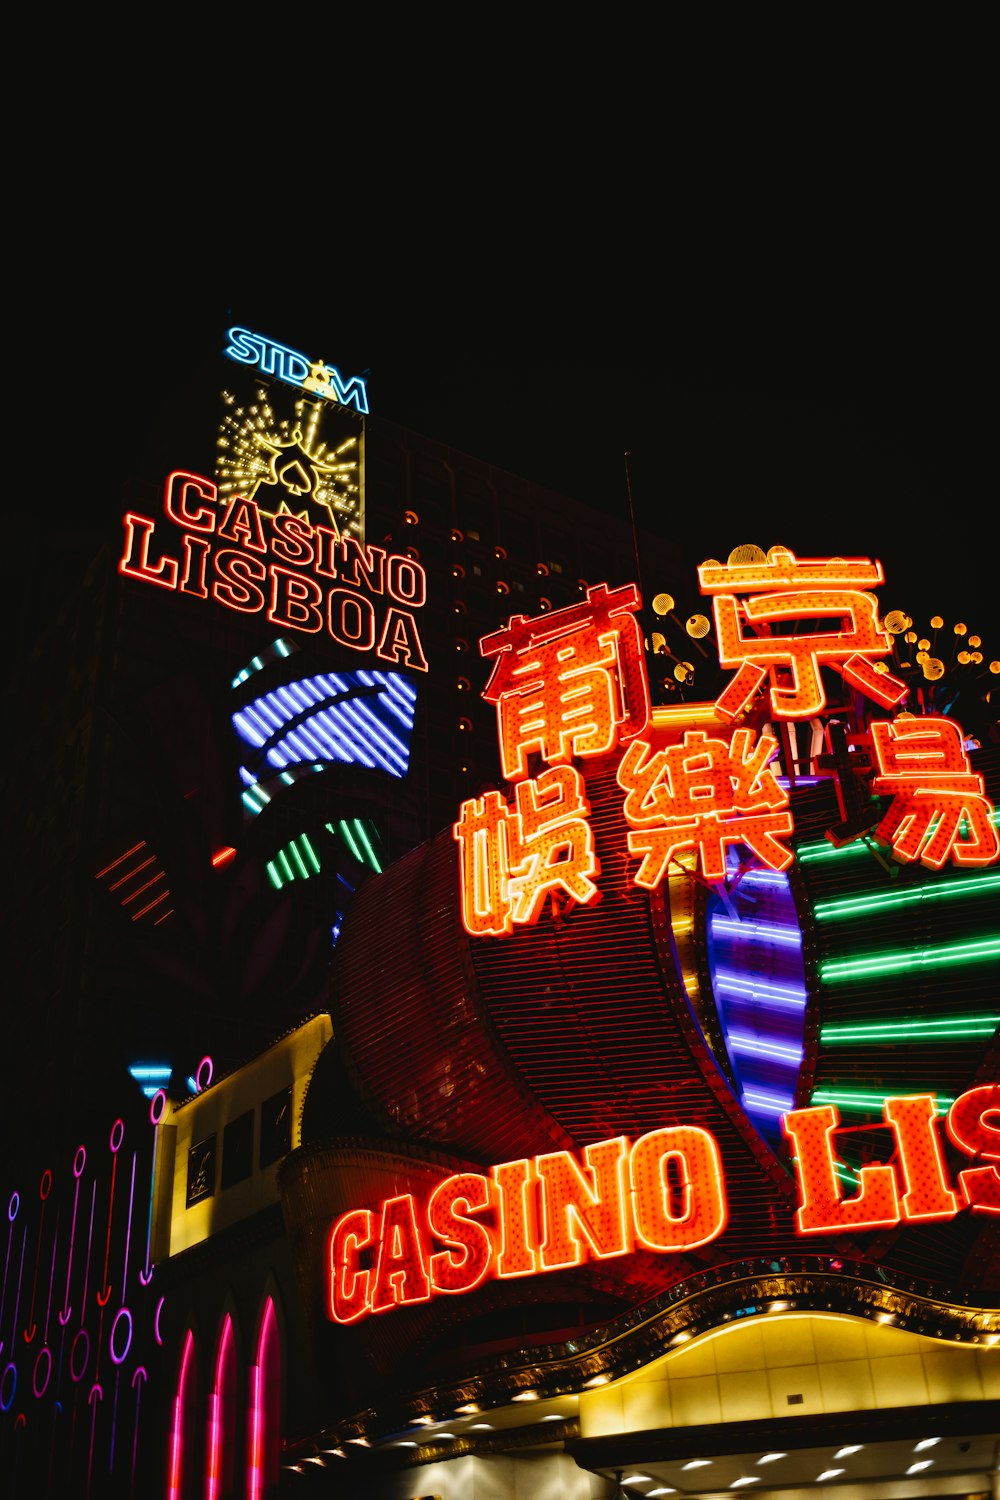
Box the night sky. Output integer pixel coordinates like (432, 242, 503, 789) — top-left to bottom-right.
(11, 137, 995, 662)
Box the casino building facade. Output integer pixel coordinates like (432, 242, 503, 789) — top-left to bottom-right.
(1, 328, 997, 1500)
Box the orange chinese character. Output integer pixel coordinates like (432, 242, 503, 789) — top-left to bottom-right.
(698, 548, 907, 721)
(480, 583, 650, 780)
(869, 716, 999, 869)
(453, 766, 600, 936)
(617, 728, 794, 884)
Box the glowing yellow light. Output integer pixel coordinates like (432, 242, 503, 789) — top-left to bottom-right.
(916, 651, 929, 663)
(922, 658, 945, 680)
(883, 610, 910, 634)
(990, 661, 1000, 675)
(918, 638, 930, 651)
(652, 593, 675, 616)
(957, 651, 972, 665)
(954, 622, 967, 635)
(686, 614, 711, 638)
(728, 543, 768, 566)
(968, 635, 981, 648)
(971, 651, 983, 663)
(904, 631, 918, 643)
(873, 660, 889, 674)
(930, 615, 944, 629)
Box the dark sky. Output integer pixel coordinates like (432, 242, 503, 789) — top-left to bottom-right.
(12, 95, 995, 657)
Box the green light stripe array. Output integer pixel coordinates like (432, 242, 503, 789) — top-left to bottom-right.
(811, 1089, 954, 1114)
(821, 1015, 1000, 1043)
(819, 937, 1000, 981)
(352, 820, 382, 873)
(337, 820, 362, 862)
(813, 871, 1000, 920)
(797, 808, 1000, 863)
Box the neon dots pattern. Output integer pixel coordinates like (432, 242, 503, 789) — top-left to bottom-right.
(869, 716, 1000, 868)
(617, 728, 794, 884)
(698, 548, 907, 720)
(454, 766, 600, 936)
(479, 582, 650, 779)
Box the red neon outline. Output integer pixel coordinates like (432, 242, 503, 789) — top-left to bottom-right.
(946, 1085, 1000, 1215)
(269, 514, 316, 567)
(118, 514, 179, 591)
(178, 534, 211, 598)
(327, 588, 376, 651)
(427, 1173, 494, 1295)
(164, 471, 217, 533)
(629, 1127, 728, 1252)
(205, 1314, 235, 1500)
(783, 1104, 899, 1234)
(370, 1195, 432, 1314)
(337, 538, 386, 595)
(885, 1094, 959, 1224)
(377, 607, 430, 672)
(491, 1159, 539, 1278)
(536, 1138, 631, 1270)
(211, 550, 267, 614)
(267, 566, 324, 633)
(217, 495, 267, 553)
(386, 554, 428, 607)
(327, 1209, 374, 1323)
(166, 1328, 195, 1500)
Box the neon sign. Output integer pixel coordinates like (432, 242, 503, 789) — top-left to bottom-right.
(327, 1086, 997, 1323)
(119, 472, 428, 672)
(224, 328, 369, 414)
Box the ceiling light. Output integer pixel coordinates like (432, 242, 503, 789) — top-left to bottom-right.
(396, 1441, 418, 1447)
(455, 1402, 480, 1414)
(914, 1437, 941, 1451)
(683, 1459, 711, 1469)
(541, 1415, 566, 1422)
(757, 1453, 786, 1464)
(907, 1461, 933, 1474)
(512, 1390, 539, 1401)
(733, 1480, 759, 1488)
(585, 1374, 609, 1387)
(818, 1469, 845, 1481)
(649, 1491, 677, 1497)
(834, 1445, 862, 1457)
(432, 1432, 456, 1440)
(471, 1423, 493, 1430)
(623, 1477, 651, 1484)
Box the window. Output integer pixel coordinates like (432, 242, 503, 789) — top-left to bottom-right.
(186, 1134, 216, 1207)
(221, 1112, 253, 1189)
(259, 1088, 292, 1169)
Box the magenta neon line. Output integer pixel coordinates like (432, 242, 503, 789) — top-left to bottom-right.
(0, 1210, 13, 1339)
(43, 1216, 59, 1343)
(98, 1149, 117, 1307)
(25, 1183, 49, 1343)
(120, 1153, 136, 1305)
(60, 1170, 82, 1326)
(131, 1365, 147, 1494)
(80, 1182, 96, 1323)
(167, 1330, 195, 1500)
(10, 1223, 26, 1344)
(206, 1316, 234, 1500)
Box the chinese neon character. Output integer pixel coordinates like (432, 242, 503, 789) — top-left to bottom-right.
(453, 765, 600, 936)
(617, 727, 794, 884)
(869, 716, 999, 869)
(479, 583, 650, 780)
(698, 548, 907, 721)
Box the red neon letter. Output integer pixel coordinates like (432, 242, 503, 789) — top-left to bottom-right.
(630, 1126, 728, 1251)
(270, 514, 315, 567)
(119, 514, 179, 590)
(536, 1137, 630, 1270)
(268, 567, 323, 632)
(377, 608, 429, 672)
(427, 1173, 493, 1294)
(947, 1085, 1000, 1214)
(179, 534, 211, 598)
(370, 1196, 431, 1312)
(885, 1094, 959, 1223)
(492, 1159, 539, 1277)
(212, 551, 266, 614)
(783, 1105, 899, 1234)
(328, 1209, 374, 1324)
(165, 471, 217, 533)
(218, 496, 267, 553)
(328, 589, 376, 651)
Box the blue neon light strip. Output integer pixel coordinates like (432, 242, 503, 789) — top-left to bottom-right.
(232, 671, 417, 781)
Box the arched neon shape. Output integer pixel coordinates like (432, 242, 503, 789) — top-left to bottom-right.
(246, 1298, 279, 1500)
(205, 1314, 236, 1500)
(166, 1328, 196, 1500)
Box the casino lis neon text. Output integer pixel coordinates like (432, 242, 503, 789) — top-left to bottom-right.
(119, 471, 428, 671)
(327, 1086, 998, 1323)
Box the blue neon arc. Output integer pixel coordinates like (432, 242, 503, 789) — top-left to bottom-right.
(225, 328, 370, 413)
(233, 670, 417, 790)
